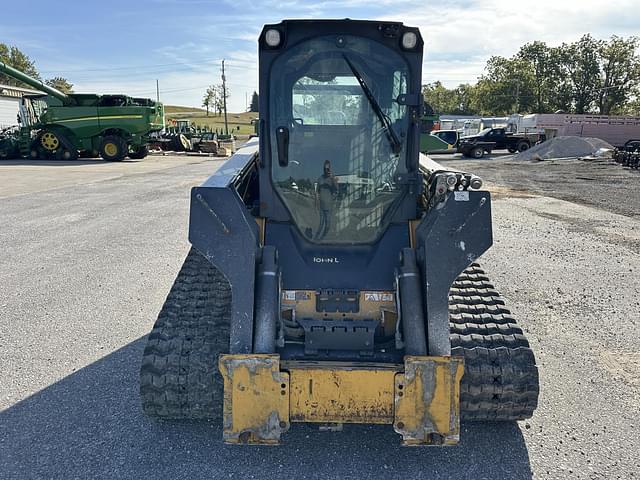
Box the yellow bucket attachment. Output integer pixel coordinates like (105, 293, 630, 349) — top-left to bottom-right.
(218, 355, 290, 445)
(219, 354, 463, 446)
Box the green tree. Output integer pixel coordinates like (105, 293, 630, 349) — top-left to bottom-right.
(0, 44, 41, 87)
(544, 47, 574, 112)
(474, 56, 537, 115)
(45, 77, 73, 94)
(517, 41, 559, 113)
(249, 91, 259, 112)
(212, 84, 229, 116)
(557, 35, 602, 113)
(422, 81, 458, 114)
(596, 35, 640, 114)
(626, 92, 640, 114)
(424, 34, 640, 116)
(202, 85, 215, 116)
(451, 84, 478, 115)
(422, 82, 480, 115)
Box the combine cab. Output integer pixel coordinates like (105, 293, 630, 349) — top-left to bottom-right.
(0, 61, 163, 161)
(140, 19, 539, 445)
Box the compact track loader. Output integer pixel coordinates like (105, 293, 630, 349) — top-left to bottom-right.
(140, 19, 539, 445)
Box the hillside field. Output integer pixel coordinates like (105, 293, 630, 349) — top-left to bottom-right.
(164, 106, 257, 135)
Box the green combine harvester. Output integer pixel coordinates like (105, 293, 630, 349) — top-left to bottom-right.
(0, 61, 164, 161)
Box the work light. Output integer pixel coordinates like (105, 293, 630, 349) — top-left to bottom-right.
(401, 31, 417, 49)
(265, 29, 281, 47)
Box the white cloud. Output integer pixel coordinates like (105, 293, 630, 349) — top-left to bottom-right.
(20, 0, 638, 111)
(379, 0, 639, 87)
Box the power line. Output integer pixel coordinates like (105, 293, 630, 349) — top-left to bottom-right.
(123, 83, 213, 95)
(38, 59, 216, 74)
(38, 57, 254, 75)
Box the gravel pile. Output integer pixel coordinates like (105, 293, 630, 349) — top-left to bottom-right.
(514, 136, 613, 160)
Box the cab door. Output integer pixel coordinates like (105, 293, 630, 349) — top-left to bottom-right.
(486, 128, 506, 149)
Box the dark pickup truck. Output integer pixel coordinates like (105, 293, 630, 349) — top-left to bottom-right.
(457, 127, 539, 158)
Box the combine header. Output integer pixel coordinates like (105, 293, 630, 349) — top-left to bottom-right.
(0, 61, 163, 161)
(140, 19, 539, 445)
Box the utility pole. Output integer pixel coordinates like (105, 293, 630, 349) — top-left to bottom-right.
(156, 79, 159, 102)
(221, 59, 229, 136)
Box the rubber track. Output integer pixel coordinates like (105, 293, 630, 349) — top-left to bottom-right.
(450, 263, 539, 420)
(140, 248, 230, 419)
(139, 253, 538, 422)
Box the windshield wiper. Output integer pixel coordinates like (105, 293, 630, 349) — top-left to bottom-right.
(342, 54, 402, 154)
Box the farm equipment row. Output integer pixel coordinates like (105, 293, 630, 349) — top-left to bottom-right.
(613, 139, 640, 169)
(149, 130, 236, 156)
(0, 61, 163, 161)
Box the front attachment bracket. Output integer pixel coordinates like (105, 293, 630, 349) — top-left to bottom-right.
(219, 354, 290, 445)
(394, 356, 464, 446)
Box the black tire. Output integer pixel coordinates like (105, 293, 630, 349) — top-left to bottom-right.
(140, 248, 231, 420)
(507, 147, 517, 153)
(470, 146, 484, 159)
(56, 137, 78, 161)
(516, 141, 530, 152)
(0, 141, 15, 160)
(450, 264, 540, 421)
(128, 145, 149, 159)
(79, 149, 100, 159)
(171, 134, 190, 152)
(99, 135, 127, 161)
(56, 147, 78, 161)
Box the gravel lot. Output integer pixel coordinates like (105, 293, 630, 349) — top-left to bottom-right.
(0, 154, 638, 479)
(436, 153, 640, 220)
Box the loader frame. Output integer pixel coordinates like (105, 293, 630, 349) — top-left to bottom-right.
(219, 354, 464, 445)
(186, 20, 493, 445)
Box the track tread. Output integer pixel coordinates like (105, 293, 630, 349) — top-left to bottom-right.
(139, 256, 538, 422)
(139, 248, 230, 420)
(450, 265, 539, 421)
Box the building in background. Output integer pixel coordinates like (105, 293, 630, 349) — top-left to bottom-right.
(507, 114, 640, 147)
(438, 115, 509, 136)
(0, 84, 41, 128)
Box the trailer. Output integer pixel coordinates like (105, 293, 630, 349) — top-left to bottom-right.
(509, 113, 640, 148)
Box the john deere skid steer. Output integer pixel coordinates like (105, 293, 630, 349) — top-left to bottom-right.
(140, 19, 539, 445)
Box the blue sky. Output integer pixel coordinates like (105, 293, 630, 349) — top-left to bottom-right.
(2, 0, 637, 111)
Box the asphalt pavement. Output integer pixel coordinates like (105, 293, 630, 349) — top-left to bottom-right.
(0, 154, 638, 479)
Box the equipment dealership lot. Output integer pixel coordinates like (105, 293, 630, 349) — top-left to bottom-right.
(0, 154, 639, 479)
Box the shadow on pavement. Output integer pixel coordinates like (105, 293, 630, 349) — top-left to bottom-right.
(428, 151, 515, 163)
(0, 338, 533, 479)
(0, 159, 142, 166)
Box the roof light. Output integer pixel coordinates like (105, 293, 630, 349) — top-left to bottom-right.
(265, 29, 281, 47)
(401, 31, 417, 50)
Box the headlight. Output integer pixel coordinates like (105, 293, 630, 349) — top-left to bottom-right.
(401, 31, 417, 50)
(265, 29, 281, 47)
